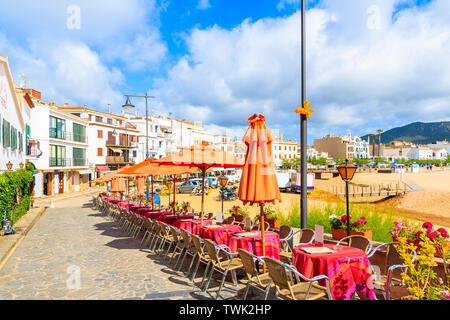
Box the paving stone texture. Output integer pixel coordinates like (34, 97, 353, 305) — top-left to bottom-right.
(0, 196, 266, 300)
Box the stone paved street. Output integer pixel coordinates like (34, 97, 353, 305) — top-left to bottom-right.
(0, 196, 264, 300)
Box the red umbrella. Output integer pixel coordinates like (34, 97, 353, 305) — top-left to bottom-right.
(153, 142, 244, 224)
(238, 113, 281, 269)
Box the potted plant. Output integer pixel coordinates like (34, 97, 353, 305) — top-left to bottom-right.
(395, 233, 450, 300)
(254, 205, 281, 229)
(229, 206, 248, 222)
(329, 214, 372, 240)
(180, 201, 191, 212)
(389, 221, 449, 257)
(170, 201, 178, 210)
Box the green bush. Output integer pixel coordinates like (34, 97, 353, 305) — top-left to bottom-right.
(0, 168, 34, 224)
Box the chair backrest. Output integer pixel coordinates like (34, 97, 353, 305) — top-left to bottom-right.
(263, 257, 294, 298)
(191, 234, 206, 258)
(207, 212, 214, 219)
(203, 239, 221, 264)
(253, 221, 270, 231)
(278, 225, 293, 240)
(299, 228, 315, 244)
(238, 248, 263, 284)
(159, 222, 169, 238)
(179, 228, 194, 250)
(222, 216, 235, 225)
(243, 217, 253, 231)
(385, 242, 406, 275)
(347, 235, 372, 253)
(169, 226, 180, 243)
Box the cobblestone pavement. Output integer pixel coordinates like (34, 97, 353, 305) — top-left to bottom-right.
(0, 196, 266, 300)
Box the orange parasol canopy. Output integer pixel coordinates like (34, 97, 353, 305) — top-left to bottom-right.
(238, 113, 281, 205)
(238, 113, 281, 270)
(118, 158, 156, 176)
(153, 142, 244, 223)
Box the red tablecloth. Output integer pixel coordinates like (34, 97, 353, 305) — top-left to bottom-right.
(157, 215, 194, 225)
(172, 219, 213, 234)
(198, 224, 243, 245)
(228, 231, 281, 260)
(146, 211, 172, 219)
(136, 208, 161, 216)
(292, 244, 376, 300)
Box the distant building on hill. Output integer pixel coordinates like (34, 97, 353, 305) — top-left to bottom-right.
(313, 134, 370, 160)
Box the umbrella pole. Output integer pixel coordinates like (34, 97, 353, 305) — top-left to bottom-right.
(151, 175, 154, 211)
(260, 203, 266, 273)
(201, 168, 206, 225)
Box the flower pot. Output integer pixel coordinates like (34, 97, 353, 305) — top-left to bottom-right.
(266, 218, 281, 229)
(332, 228, 372, 240)
(233, 215, 244, 222)
(331, 228, 347, 240)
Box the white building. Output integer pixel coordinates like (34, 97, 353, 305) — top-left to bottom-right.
(0, 55, 28, 173)
(407, 147, 434, 160)
(427, 141, 450, 155)
(272, 134, 300, 167)
(430, 148, 448, 160)
(26, 100, 90, 197)
(59, 106, 140, 177)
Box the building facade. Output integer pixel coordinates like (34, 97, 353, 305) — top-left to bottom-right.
(314, 134, 370, 160)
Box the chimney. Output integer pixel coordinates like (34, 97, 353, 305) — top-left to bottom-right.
(64, 103, 69, 107)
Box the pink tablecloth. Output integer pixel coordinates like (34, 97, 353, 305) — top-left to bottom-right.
(146, 211, 172, 219)
(136, 208, 161, 216)
(156, 215, 194, 225)
(198, 224, 242, 245)
(292, 244, 376, 300)
(172, 219, 213, 234)
(228, 231, 281, 260)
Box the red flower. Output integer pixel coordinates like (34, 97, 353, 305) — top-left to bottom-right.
(427, 232, 439, 240)
(414, 231, 423, 239)
(422, 222, 433, 231)
(437, 228, 449, 239)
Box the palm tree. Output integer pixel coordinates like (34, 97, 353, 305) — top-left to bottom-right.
(370, 134, 378, 158)
(376, 129, 384, 157)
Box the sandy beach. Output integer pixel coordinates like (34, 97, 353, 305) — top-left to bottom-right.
(154, 167, 450, 228)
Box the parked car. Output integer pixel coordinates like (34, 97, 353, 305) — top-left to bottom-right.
(177, 180, 201, 193)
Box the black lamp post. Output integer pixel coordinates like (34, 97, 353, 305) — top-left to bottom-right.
(218, 176, 228, 214)
(337, 159, 357, 237)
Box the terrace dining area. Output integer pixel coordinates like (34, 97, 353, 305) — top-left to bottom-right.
(92, 194, 409, 300)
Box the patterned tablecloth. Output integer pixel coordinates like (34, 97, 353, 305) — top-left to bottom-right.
(156, 215, 194, 225)
(198, 224, 243, 246)
(172, 219, 213, 234)
(292, 244, 376, 300)
(228, 231, 281, 260)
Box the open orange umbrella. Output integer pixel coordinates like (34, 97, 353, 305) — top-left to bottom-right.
(153, 142, 244, 224)
(238, 113, 281, 269)
(125, 161, 202, 209)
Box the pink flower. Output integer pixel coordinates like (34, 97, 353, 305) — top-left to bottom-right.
(360, 216, 366, 221)
(394, 221, 405, 229)
(390, 230, 399, 238)
(354, 220, 362, 226)
(427, 232, 438, 240)
(437, 228, 449, 239)
(422, 222, 433, 231)
(341, 215, 352, 222)
(414, 231, 423, 239)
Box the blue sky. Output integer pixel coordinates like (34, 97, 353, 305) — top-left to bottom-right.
(0, 0, 448, 145)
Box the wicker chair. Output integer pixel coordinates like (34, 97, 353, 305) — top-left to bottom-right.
(367, 242, 416, 300)
(207, 212, 215, 220)
(177, 228, 198, 273)
(279, 228, 315, 261)
(263, 257, 333, 300)
(238, 248, 272, 300)
(337, 235, 373, 254)
(168, 226, 185, 265)
(202, 239, 244, 299)
(222, 216, 235, 225)
(157, 222, 178, 257)
(252, 221, 270, 232)
(190, 234, 213, 288)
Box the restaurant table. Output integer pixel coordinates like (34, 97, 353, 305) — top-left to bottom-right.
(146, 211, 172, 219)
(198, 224, 243, 246)
(154, 214, 194, 224)
(292, 244, 376, 300)
(228, 231, 281, 260)
(172, 219, 213, 234)
(136, 208, 161, 216)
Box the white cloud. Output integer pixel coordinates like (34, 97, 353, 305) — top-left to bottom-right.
(197, 0, 211, 10)
(152, 0, 450, 143)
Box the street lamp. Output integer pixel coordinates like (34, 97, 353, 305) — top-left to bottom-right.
(337, 159, 357, 238)
(218, 176, 229, 214)
(122, 93, 155, 203)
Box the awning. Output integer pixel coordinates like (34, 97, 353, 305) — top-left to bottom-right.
(109, 148, 122, 153)
(96, 166, 110, 172)
(79, 170, 92, 175)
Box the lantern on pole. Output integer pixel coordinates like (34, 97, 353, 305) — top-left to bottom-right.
(337, 159, 357, 238)
(218, 176, 229, 214)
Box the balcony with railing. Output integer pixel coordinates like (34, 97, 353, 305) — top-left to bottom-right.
(49, 128, 87, 143)
(26, 140, 43, 158)
(105, 156, 133, 164)
(49, 158, 88, 167)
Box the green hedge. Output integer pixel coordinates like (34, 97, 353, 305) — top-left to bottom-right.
(0, 168, 34, 224)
